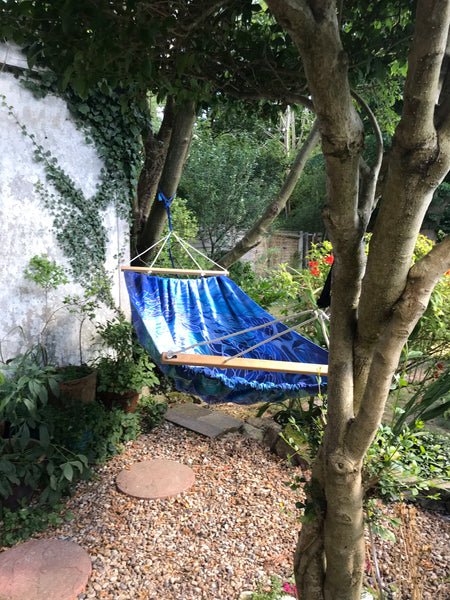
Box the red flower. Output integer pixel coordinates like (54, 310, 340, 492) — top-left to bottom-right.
(437, 363, 444, 370)
(323, 255, 334, 265)
(308, 260, 320, 275)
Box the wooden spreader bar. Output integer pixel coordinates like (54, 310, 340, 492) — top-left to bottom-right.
(121, 266, 229, 277)
(161, 352, 328, 376)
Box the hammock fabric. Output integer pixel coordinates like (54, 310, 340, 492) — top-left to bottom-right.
(124, 272, 328, 405)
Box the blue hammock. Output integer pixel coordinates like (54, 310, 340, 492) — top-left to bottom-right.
(124, 271, 328, 405)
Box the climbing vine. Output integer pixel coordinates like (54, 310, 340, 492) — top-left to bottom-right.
(2, 70, 149, 289)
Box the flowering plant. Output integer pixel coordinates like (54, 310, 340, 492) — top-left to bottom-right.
(250, 575, 298, 600)
(239, 234, 449, 357)
(306, 239, 334, 278)
(283, 581, 298, 597)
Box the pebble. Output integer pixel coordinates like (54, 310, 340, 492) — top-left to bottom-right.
(27, 421, 450, 600)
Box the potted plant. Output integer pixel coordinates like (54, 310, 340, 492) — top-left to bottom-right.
(93, 314, 159, 413)
(24, 255, 109, 404)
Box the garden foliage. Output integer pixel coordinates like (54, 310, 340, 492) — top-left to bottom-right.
(0, 341, 165, 547)
(237, 234, 449, 520)
(237, 234, 450, 361)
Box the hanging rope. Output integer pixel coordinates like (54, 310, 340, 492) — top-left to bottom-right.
(158, 186, 176, 269)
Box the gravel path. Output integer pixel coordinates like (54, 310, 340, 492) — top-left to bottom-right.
(34, 422, 449, 600)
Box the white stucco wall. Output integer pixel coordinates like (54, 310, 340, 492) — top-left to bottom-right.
(0, 43, 129, 365)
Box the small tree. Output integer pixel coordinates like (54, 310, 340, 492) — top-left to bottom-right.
(24, 254, 69, 362)
(180, 125, 284, 258)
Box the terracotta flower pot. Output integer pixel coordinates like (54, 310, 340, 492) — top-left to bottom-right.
(98, 389, 140, 413)
(57, 368, 97, 405)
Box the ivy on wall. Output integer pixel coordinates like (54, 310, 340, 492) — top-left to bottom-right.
(2, 70, 149, 289)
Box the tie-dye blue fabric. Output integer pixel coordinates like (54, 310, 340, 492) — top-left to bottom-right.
(124, 272, 328, 405)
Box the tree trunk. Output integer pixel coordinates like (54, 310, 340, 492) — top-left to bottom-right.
(136, 99, 197, 261)
(218, 121, 319, 268)
(266, 1, 450, 599)
(133, 95, 175, 236)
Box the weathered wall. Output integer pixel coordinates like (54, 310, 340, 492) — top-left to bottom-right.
(0, 43, 129, 365)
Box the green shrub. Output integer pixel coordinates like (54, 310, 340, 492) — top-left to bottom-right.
(363, 423, 450, 501)
(228, 260, 256, 289)
(94, 315, 160, 394)
(0, 346, 142, 521)
(237, 257, 331, 348)
(43, 399, 141, 465)
(238, 235, 449, 358)
(391, 367, 450, 436)
(238, 264, 303, 310)
(259, 395, 326, 458)
(0, 380, 142, 546)
(138, 396, 168, 432)
(0, 503, 74, 547)
(0, 347, 88, 505)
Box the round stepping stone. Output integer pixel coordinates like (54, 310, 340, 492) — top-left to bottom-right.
(0, 538, 92, 600)
(116, 459, 195, 499)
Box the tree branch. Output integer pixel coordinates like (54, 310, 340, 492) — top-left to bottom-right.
(435, 26, 450, 134)
(215, 86, 314, 110)
(266, 0, 316, 37)
(135, 95, 175, 232)
(218, 120, 320, 268)
(174, 0, 233, 37)
(136, 99, 197, 259)
(354, 6, 450, 399)
(348, 236, 450, 459)
(267, 0, 367, 445)
(398, 0, 450, 146)
(351, 89, 383, 225)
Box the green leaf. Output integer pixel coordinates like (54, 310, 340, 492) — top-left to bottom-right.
(0, 479, 13, 497)
(23, 397, 36, 414)
(77, 103, 90, 115)
(79, 454, 89, 467)
(48, 377, 60, 397)
(17, 375, 29, 390)
(39, 424, 50, 447)
(37, 385, 48, 404)
(373, 524, 396, 542)
(71, 460, 84, 473)
(256, 401, 272, 417)
(62, 463, 73, 482)
(28, 379, 40, 398)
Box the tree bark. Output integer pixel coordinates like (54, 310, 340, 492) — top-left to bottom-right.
(218, 121, 320, 268)
(136, 99, 197, 261)
(266, 1, 450, 599)
(133, 95, 175, 234)
(354, 0, 450, 409)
